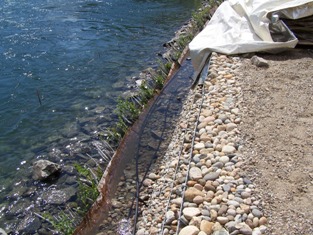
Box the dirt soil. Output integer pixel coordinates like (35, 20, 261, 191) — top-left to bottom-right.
(238, 48, 313, 235)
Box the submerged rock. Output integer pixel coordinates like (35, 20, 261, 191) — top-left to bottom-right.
(41, 187, 76, 205)
(16, 214, 41, 234)
(0, 228, 7, 235)
(32, 160, 61, 181)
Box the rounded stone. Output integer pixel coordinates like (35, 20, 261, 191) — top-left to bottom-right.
(241, 191, 251, 199)
(183, 207, 201, 220)
(165, 211, 175, 225)
(179, 225, 199, 235)
(184, 187, 205, 202)
(193, 195, 204, 204)
(219, 156, 230, 164)
(222, 145, 236, 154)
(189, 167, 202, 180)
(252, 208, 263, 218)
(259, 216, 267, 225)
(204, 172, 220, 181)
(217, 216, 229, 225)
(194, 143, 205, 150)
(226, 123, 237, 132)
(200, 220, 214, 234)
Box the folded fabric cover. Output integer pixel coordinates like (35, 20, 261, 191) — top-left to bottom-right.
(189, 0, 313, 74)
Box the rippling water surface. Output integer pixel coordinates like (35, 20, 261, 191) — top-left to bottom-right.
(0, 0, 201, 231)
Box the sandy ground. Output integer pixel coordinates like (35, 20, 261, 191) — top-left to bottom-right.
(238, 48, 313, 235)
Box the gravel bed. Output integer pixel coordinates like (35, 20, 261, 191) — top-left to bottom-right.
(135, 53, 268, 235)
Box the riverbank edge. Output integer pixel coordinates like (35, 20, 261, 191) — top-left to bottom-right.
(72, 1, 223, 234)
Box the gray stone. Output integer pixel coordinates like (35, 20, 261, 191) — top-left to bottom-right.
(204, 172, 220, 181)
(172, 197, 183, 206)
(225, 221, 237, 233)
(251, 55, 269, 67)
(218, 204, 228, 216)
(193, 155, 201, 163)
(0, 228, 7, 235)
(42, 187, 76, 205)
(236, 223, 253, 235)
(227, 200, 240, 207)
(252, 208, 263, 218)
(227, 208, 237, 217)
(241, 191, 251, 199)
(16, 215, 41, 234)
(5, 199, 32, 218)
(213, 162, 224, 169)
(223, 184, 231, 192)
(32, 160, 61, 181)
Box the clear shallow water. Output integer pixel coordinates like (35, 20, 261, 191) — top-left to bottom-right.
(0, 0, 200, 177)
(0, 0, 201, 231)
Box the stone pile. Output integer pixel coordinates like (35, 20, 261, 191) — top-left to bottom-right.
(135, 53, 268, 235)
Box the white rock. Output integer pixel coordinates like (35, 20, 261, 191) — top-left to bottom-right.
(226, 123, 237, 132)
(194, 143, 205, 150)
(219, 156, 230, 164)
(148, 173, 160, 180)
(172, 197, 183, 206)
(183, 207, 201, 220)
(189, 167, 202, 180)
(222, 145, 236, 154)
(179, 225, 199, 235)
(252, 228, 262, 235)
(136, 228, 146, 235)
(165, 211, 175, 225)
(198, 232, 207, 235)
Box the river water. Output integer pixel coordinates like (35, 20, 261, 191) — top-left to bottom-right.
(0, 0, 201, 232)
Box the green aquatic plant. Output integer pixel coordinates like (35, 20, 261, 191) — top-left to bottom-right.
(42, 211, 76, 235)
(191, 5, 212, 32)
(152, 73, 166, 90)
(74, 163, 101, 210)
(115, 97, 140, 123)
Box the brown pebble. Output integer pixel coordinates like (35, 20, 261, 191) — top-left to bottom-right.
(194, 184, 203, 191)
(187, 181, 197, 187)
(259, 216, 267, 225)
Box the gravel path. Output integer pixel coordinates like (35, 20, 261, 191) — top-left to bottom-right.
(98, 49, 312, 235)
(135, 53, 268, 235)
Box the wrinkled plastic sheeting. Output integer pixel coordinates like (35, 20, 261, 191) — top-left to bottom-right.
(189, 0, 313, 75)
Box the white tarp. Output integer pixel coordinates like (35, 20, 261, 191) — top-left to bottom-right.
(189, 0, 313, 75)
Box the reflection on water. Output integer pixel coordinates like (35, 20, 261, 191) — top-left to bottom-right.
(0, 0, 201, 232)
